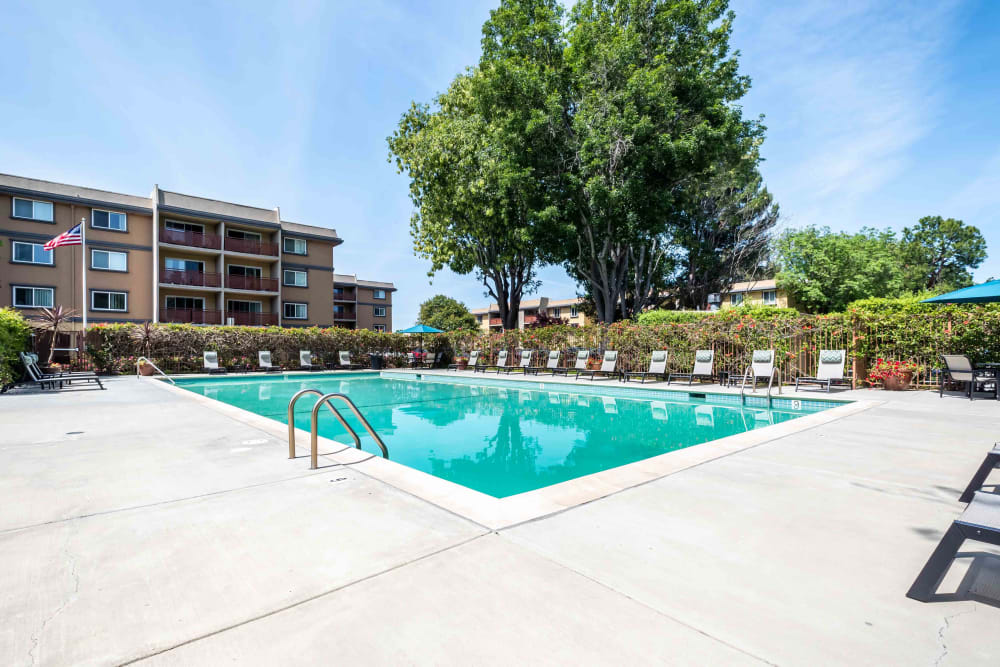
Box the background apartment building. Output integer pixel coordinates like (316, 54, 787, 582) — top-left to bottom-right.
(0, 173, 394, 342)
(333, 274, 395, 331)
(470, 296, 589, 332)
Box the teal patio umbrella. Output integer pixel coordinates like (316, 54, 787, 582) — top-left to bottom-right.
(922, 279, 1000, 304)
(398, 324, 444, 363)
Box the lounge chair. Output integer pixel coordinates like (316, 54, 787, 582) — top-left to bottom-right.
(734, 350, 776, 388)
(257, 351, 283, 372)
(668, 350, 715, 385)
(422, 352, 443, 369)
(906, 491, 1000, 602)
(21, 353, 104, 390)
(202, 351, 228, 374)
(552, 350, 590, 377)
(299, 350, 323, 372)
(500, 350, 532, 374)
(482, 350, 510, 373)
(939, 354, 998, 400)
(794, 349, 847, 392)
(528, 350, 561, 375)
(448, 350, 479, 371)
(576, 350, 621, 381)
(959, 443, 1000, 503)
(624, 351, 668, 384)
(338, 351, 364, 370)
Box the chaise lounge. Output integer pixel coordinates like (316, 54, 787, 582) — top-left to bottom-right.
(576, 350, 621, 381)
(299, 350, 324, 372)
(939, 354, 998, 400)
(795, 349, 848, 392)
(528, 350, 561, 375)
(668, 350, 715, 385)
(202, 351, 228, 374)
(257, 351, 283, 372)
(958, 443, 1000, 504)
(623, 351, 668, 384)
(449, 350, 480, 371)
(338, 351, 364, 370)
(552, 350, 590, 378)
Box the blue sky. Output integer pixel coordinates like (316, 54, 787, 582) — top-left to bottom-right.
(1, 0, 997, 327)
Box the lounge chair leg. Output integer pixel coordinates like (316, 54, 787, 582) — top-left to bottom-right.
(906, 523, 966, 602)
(959, 452, 1000, 503)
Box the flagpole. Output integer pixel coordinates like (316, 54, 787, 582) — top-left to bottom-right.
(81, 217, 87, 332)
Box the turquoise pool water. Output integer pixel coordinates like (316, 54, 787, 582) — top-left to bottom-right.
(175, 373, 836, 498)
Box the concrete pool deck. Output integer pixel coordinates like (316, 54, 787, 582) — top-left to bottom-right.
(1, 376, 998, 664)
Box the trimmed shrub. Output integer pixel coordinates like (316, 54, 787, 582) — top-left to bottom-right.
(0, 307, 31, 389)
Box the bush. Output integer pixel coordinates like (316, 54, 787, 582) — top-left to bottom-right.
(0, 307, 31, 388)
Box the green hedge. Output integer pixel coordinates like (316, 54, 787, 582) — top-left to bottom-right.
(0, 307, 31, 388)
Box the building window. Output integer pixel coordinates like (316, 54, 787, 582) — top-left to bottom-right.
(227, 300, 262, 313)
(13, 285, 54, 308)
(228, 264, 262, 278)
(283, 237, 307, 255)
(762, 290, 777, 305)
(283, 269, 307, 287)
(284, 302, 308, 319)
(12, 198, 54, 222)
(92, 209, 127, 231)
(91, 249, 127, 272)
(165, 296, 204, 311)
(373, 324, 386, 332)
(373, 306, 386, 317)
(373, 289, 386, 299)
(165, 257, 204, 272)
(730, 293, 744, 306)
(570, 306, 578, 318)
(164, 219, 204, 234)
(227, 229, 260, 240)
(12, 241, 53, 265)
(91, 290, 127, 312)
(552, 308, 561, 318)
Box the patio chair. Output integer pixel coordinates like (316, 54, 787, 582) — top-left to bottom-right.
(338, 351, 364, 370)
(958, 443, 1000, 503)
(482, 350, 509, 373)
(202, 351, 228, 374)
(406, 352, 418, 368)
(939, 355, 997, 400)
(501, 350, 532, 374)
(575, 351, 621, 381)
(20, 353, 105, 389)
(528, 350, 561, 375)
(734, 350, 776, 388)
(794, 350, 847, 392)
(552, 350, 590, 377)
(906, 491, 1000, 602)
(257, 351, 283, 372)
(422, 351, 443, 369)
(624, 351, 668, 384)
(299, 350, 323, 372)
(448, 350, 479, 371)
(668, 350, 715, 385)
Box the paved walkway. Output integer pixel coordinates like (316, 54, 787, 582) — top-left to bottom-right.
(0, 378, 998, 665)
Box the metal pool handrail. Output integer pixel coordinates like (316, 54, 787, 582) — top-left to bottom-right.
(287, 388, 347, 458)
(136, 356, 175, 384)
(766, 366, 782, 406)
(739, 365, 755, 404)
(310, 393, 388, 469)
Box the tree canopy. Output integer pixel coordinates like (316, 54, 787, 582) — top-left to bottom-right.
(901, 216, 987, 290)
(417, 295, 479, 331)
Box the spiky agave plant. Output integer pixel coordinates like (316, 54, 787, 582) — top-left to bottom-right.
(129, 321, 157, 360)
(37, 305, 79, 366)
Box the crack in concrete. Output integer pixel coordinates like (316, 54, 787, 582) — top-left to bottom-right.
(934, 606, 975, 666)
(28, 527, 81, 666)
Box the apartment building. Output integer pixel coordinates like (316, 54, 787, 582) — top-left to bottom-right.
(332, 274, 395, 331)
(470, 296, 589, 332)
(0, 173, 394, 340)
(708, 279, 791, 310)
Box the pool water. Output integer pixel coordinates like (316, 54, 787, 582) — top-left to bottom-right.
(175, 373, 834, 498)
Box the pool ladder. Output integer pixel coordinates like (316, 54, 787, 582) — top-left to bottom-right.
(287, 389, 388, 469)
(738, 365, 782, 407)
(135, 356, 175, 384)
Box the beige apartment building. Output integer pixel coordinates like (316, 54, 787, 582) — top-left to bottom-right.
(0, 173, 394, 340)
(333, 274, 395, 331)
(710, 279, 792, 310)
(470, 296, 589, 332)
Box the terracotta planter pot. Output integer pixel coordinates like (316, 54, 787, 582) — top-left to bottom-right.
(138, 363, 156, 376)
(457, 361, 468, 371)
(882, 371, 913, 391)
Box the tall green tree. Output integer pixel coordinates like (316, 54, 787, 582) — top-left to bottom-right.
(774, 226, 906, 313)
(388, 0, 567, 330)
(555, 0, 765, 321)
(901, 216, 987, 290)
(417, 295, 479, 331)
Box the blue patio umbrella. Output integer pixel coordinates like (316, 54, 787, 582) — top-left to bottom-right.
(921, 279, 1000, 304)
(398, 324, 444, 364)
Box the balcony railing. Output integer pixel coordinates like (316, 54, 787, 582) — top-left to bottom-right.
(224, 236, 279, 256)
(161, 308, 222, 325)
(160, 228, 222, 250)
(161, 269, 222, 288)
(489, 317, 503, 326)
(225, 311, 278, 326)
(225, 275, 279, 292)
(334, 311, 356, 320)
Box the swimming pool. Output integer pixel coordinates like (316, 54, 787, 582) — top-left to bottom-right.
(174, 372, 839, 498)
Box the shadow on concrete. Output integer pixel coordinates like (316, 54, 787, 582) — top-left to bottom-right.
(917, 552, 1000, 609)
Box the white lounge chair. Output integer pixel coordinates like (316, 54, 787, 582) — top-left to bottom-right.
(624, 351, 668, 383)
(449, 350, 480, 371)
(258, 351, 282, 372)
(552, 350, 590, 377)
(203, 351, 228, 374)
(576, 351, 621, 381)
(735, 350, 776, 388)
(501, 350, 532, 374)
(528, 350, 561, 375)
(299, 350, 323, 372)
(338, 351, 363, 370)
(668, 350, 715, 385)
(483, 350, 510, 373)
(795, 350, 847, 392)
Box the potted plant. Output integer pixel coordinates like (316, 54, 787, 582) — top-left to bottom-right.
(137, 359, 156, 376)
(454, 354, 469, 370)
(868, 358, 920, 391)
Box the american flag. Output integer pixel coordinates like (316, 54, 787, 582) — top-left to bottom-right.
(43, 224, 82, 251)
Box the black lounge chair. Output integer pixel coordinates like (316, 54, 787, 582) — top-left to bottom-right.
(624, 351, 668, 384)
(668, 350, 715, 385)
(939, 354, 998, 400)
(202, 351, 228, 374)
(528, 350, 561, 375)
(795, 349, 848, 392)
(552, 350, 590, 377)
(959, 444, 1000, 504)
(448, 350, 480, 371)
(21, 353, 105, 390)
(907, 491, 1000, 602)
(576, 351, 621, 381)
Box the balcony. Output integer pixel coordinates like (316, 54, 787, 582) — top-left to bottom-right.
(523, 314, 539, 325)
(161, 308, 222, 325)
(225, 311, 278, 326)
(224, 236, 279, 257)
(160, 228, 221, 250)
(489, 317, 503, 326)
(225, 275, 279, 292)
(161, 269, 222, 288)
